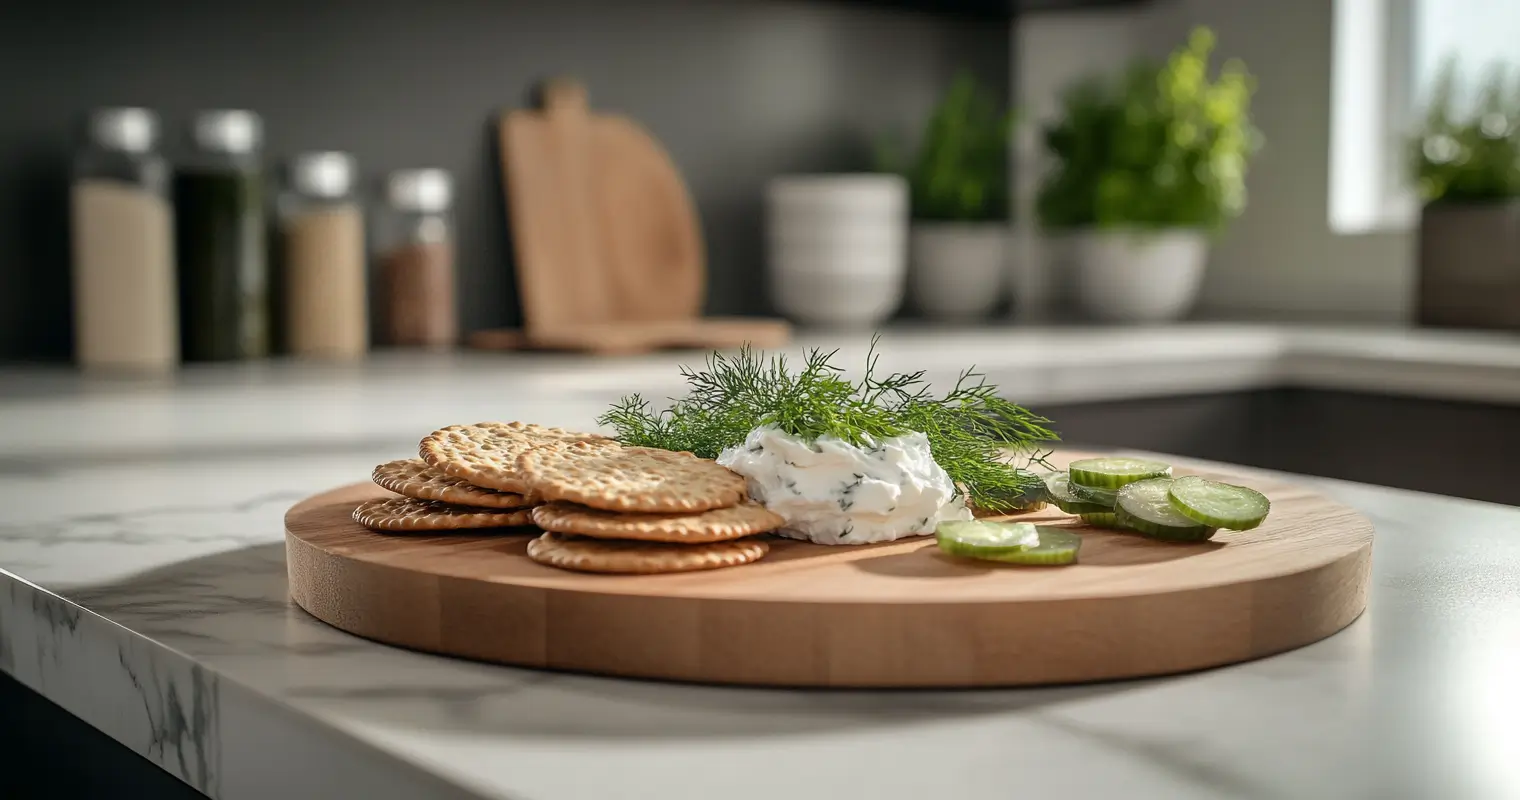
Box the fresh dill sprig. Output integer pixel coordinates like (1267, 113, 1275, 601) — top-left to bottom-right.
(596, 339, 1059, 512)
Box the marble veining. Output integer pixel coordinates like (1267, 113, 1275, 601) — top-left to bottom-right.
(1, 326, 1519, 799)
(118, 646, 220, 790)
(0, 578, 221, 797)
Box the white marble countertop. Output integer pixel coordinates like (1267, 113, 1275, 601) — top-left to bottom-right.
(2, 322, 1520, 800)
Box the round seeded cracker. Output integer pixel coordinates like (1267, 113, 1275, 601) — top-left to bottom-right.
(517, 441, 748, 513)
(352, 497, 538, 533)
(371, 458, 535, 509)
(531, 500, 784, 543)
(419, 421, 607, 494)
(526, 532, 769, 574)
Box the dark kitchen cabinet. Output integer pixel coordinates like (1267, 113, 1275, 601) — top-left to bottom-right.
(837, 0, 1154, 17)
(1034, 388, 1520, 507)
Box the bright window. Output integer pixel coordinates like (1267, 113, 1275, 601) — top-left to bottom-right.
(1329, 0, 1520, 234)
(1414, 0, 1520, 96)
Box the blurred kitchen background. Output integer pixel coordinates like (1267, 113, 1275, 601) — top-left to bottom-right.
(3, 0, 1520, 501)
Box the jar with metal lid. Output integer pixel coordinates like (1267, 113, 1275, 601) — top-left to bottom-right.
(173, 109, 269, 362)
(377, 169, 457, 348)
(70, 107, 178, 372)
(278, 151, 368, 360)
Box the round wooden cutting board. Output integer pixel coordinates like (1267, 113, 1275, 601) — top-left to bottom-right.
(285, 455, 1373, 688)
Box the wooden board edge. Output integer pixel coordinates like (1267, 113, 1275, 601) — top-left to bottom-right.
(284, 499, 1373, 689)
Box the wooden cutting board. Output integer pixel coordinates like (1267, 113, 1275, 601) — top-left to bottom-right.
(285, 451, 1373, 688)
(486, 77, 789, 355)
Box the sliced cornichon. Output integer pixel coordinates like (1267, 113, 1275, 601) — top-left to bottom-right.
(1114, 478, 1218, 541)
(1068, 481, 1118, 508)
(1068, 457, 1172, 489)
(1041, 472, 1112, 515)
(1167, 475, 1271, 530)
(935, 520, 1081, 566)
(999, 471, 1050, 512)
(965, 472, 1048, 515)
(1006, 497, 1050, 513)
(1078, 512, 1122, 528)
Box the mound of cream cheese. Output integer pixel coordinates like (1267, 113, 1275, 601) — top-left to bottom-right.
(716, 424, 970, 545)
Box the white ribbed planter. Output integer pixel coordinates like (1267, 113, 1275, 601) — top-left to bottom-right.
(766, 175, 907, 328)
(909, 223, 1007, 320)
(1071, 229, 1209, 323)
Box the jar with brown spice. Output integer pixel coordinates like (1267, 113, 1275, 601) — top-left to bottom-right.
(378, 169, 457, 349)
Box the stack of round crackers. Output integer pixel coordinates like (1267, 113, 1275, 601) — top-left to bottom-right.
(356, 421, 782, 575)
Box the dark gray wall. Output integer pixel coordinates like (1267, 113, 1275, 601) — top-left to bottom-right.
(0, 0, 1008, 361)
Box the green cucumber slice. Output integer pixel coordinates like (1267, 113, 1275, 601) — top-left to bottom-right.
(1041, 472, 1112, 515)
(1167, 476, 1271, 530)
(1114, 478, 1218, 541)
(1069, 481, 1118, 508)
(1078, 512, 1122, 528)
(936, 520, 1040, 559)
(991, 527, 1081, 565)
(936, 520, 1081, 566)
(1069, 457, 1172, 489)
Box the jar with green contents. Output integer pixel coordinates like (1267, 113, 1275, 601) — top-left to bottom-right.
(173, 109, 269, 361)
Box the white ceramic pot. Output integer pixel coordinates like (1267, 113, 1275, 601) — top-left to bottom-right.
(909, 223, 1007, 320)
(1070, 229, 1209, 323)
(1014, 230, 1077, 321)
(766, 174, 907, 328)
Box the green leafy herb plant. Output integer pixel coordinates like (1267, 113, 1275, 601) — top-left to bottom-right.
(1408, 58, 1520, 205)
(597, 342, 1058, 513)
(876, 70, 1014, 222)
(1036, 26, 1260, 233)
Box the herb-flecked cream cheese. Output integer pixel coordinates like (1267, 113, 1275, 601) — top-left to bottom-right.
(716, 424, 971, 545)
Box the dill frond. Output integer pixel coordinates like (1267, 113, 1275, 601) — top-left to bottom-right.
(595, 337, 1059, 512)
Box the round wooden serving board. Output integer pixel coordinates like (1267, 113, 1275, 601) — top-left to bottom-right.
(285, 454, 1373, 688)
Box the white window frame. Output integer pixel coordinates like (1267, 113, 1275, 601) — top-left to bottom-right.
(1329, 0, 1420, 235)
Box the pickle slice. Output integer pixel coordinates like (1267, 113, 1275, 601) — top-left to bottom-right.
(1115, 478, 1218, 542)
(1167, 476, 1271, 530)
(1069, 457, 1172, 489)
(935, 521, 1081, 566)
(1042, 472, 1112, 515)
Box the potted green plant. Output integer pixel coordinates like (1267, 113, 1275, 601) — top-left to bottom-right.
(1036, 27, 1260, 323)
(1410, 60, 1520, 330)
(878, 71, 1014, 320)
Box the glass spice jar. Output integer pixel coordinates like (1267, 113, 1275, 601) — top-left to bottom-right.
(278, 151, 368, 360)
(378, 169, 457, 349)
(70, 107, 178, 373)
(173, 109, 269, 362)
